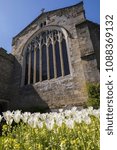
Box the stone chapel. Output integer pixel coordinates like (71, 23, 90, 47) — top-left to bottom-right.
(0, 2, 100, 112)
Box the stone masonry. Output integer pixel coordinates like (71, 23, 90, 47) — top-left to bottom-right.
(0, 2, 100, 112)
(0, 48, 14, 111)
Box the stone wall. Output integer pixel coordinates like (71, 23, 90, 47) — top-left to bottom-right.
(88, 21, 100, 69)
(76, 20, 100, 83)
(0, 48, 14, 111)
(9, 2, 100, 111)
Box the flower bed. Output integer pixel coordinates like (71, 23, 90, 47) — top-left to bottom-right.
(0, 107, 100, 150)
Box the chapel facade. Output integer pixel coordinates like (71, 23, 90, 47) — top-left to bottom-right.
(0, 2, 100, 112)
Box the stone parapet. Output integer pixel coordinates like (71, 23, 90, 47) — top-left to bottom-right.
(0, 48, 14, 62)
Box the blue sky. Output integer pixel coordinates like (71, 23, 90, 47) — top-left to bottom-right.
(0, 0, 100, 53)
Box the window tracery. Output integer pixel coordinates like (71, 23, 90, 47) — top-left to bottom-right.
(24, 28, 70, 85)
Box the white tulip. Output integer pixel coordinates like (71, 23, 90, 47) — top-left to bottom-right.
(45, 119, 54, 130)
(71, 106, 77, 112)
(28, 116, 38, 128)
(92, 109, 100, 118)
(56, 117, 63, 127)
(65, 118, 74, 129)
(37, 121, 43, 128)
(3, 111, 13, 125)
(84, 116, 91, 125)
(87, 107, 93, 114)
(59, 109, 63, 113)
(74, 116, 82, 124)
(13, 110, 22, 123)
(21, 112, 31, 123)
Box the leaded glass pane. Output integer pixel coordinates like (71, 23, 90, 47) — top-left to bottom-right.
(55, 41, 62, 77)
(49, 44, 54, 79)
(42, 45, 47, 81)
(25, 51, 29, 85)
(30, 50, 34, 84)
(36, 48, 40, 82)
(62, 39, 70, 75)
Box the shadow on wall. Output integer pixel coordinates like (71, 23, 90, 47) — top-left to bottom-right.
(10, 57, 50, 113)
(0, 100, 8, 114)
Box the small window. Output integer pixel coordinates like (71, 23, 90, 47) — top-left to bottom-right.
(40, 23, 43, 28)
(44, 21, 46, 26)
(40, 21, 46, 28)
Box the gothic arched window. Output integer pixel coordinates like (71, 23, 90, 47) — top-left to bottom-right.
(24, 28, 70, 85)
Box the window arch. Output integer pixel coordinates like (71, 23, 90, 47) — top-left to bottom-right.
(23, 27, 70, 85)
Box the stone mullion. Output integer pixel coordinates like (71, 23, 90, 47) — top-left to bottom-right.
(59, 39, 64, 77)
(28, 51, 31, 84)
(40, 46, 42, 82)
(33, 48, 36, 83)
(52, 41, 57, 78)
(46, 45, 50, 80)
